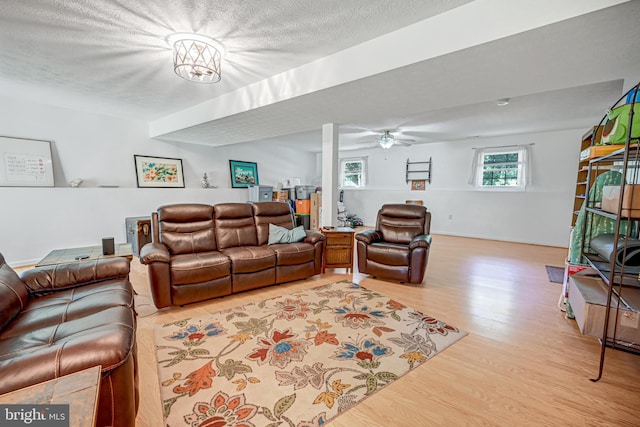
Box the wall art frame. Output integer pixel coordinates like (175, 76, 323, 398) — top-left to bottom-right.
(0, 136, 55, 187)
(411, 179, 426, 191)
(134, 154, 185, 188)
(229, 160, 259, 188)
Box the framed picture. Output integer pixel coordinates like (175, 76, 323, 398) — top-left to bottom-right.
(134, 155, 185, 188)
(411, 179, 426, 191)
(0, 136, 54, 187)
(229, 160, 259, 188)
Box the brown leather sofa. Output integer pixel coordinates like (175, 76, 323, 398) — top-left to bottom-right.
(0, 253, 138, 427)
(356, 204, 432, 284)
(140, 201, 325, 308)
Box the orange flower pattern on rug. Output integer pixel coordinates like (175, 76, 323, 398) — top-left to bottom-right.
(155, 281, 467, 426)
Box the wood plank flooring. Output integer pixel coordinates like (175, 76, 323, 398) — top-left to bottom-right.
(100, 235, 640, 425)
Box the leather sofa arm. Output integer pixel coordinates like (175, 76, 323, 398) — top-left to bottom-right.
(355, 229, 382, 245)
(304, 230, 326, 244)
(139, 242, 170, 264)
(409, 234, 432, 250)
(20, 257, 130, 294)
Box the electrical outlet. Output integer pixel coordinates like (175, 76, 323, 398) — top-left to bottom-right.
(620, 311, 639, 328)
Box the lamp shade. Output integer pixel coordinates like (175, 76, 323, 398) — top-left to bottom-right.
(169, 33, 223, 84)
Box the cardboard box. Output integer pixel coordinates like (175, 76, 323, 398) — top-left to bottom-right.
(273, 190, 289, 201)
(579, 144, 624, 161)
(310, 193, 322, 230)
(295, 199, 310, 214)
(568, 275, 640, 344)
(601, 185, 640, 218)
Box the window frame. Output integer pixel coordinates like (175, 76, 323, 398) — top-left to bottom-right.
(339, 156, 368, 189)
(471, 146, 529, 191)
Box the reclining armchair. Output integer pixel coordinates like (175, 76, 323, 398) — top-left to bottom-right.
(356, 204, 431, 284)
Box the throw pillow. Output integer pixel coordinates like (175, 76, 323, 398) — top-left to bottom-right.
(268, 223, 306, 244)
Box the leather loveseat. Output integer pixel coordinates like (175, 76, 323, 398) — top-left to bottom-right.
(356, 203, 432, 284)
(0, 253, 138, 427)
(140, 201, 325, 309)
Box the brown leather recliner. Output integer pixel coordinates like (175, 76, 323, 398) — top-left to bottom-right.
(356, 204, 432, 284)
(0, 253, 138, 427)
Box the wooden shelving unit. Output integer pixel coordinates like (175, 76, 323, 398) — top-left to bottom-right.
(572, 126, 604, 226)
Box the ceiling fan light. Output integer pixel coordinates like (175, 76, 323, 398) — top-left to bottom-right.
(379, 139, 394, 149)
(378, 131, 395, 149)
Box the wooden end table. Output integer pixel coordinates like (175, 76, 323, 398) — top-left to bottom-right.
(321, 227, 355, 273)
(36, 243, 133, 267)
(0, 365, 101, 427)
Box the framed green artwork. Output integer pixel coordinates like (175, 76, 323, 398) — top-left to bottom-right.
(229, 160, 259, 188)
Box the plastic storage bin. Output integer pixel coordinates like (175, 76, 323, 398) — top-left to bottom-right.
(295, 185, 315, 200)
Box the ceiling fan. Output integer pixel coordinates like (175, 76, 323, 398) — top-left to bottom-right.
(373, 130, 415, 149)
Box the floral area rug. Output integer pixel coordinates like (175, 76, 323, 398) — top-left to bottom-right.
(154, 280, 467, 426)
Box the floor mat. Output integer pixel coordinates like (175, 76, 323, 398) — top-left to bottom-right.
(545, 265, 564, 283)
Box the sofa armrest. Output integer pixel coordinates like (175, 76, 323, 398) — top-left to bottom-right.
(139, 242, 170, 264)
(20, 257, 130, 294)
(409, 234, 432, 250)
(355, 229, 382, 245)
(304, 230, 326, 244)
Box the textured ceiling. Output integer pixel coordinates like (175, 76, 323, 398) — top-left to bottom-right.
(0, 0, 638, 152)
(0, 0, 471, 120)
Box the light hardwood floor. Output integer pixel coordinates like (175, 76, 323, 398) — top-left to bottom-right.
(127, 234, 640, 426)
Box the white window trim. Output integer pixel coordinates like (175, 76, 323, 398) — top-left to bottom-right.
(339, 156, 368, 189)
(469, 145, 530, 191)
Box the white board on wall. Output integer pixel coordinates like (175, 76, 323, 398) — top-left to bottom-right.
(0, 136, 54, 187)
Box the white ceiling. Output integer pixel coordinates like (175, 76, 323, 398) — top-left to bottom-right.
(1, 0, 639, 152)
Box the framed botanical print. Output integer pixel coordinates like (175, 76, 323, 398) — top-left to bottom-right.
(134, 155, 185, 188)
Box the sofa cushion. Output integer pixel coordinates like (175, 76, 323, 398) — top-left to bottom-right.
(253, 201, 295, 245)
(170, 251, 231, 285)
(221, 246, 276, 273)
(377, 204, 428, 244)
(0, 280, 133, 339)
(268, 224, 306, 244)
(270, 242, 316, 266)
(367, 242, 410, 266)
(158, 204, 216, 255)
(0, 282, 135, 396)
(214, 203, 258, 249)
(0, 253, 29, 331)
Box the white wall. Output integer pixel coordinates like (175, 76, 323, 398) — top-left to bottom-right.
(0, 96, 316, 265)
(339, 129, 582, 248)
(0, 95, 583, 264)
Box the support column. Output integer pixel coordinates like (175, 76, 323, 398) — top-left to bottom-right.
(321, 123, 339, 227)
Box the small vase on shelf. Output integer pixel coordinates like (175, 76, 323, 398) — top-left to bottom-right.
(201, 173, 210, 189)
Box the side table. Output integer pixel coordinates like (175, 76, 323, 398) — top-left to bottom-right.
(0, 365, 101, 427)
(321, 227, 355, 273)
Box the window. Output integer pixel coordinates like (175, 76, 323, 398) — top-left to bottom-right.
(469, 145, 530, 190)
(340, 157, 367, 188)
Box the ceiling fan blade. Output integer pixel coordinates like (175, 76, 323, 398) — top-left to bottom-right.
(395, 138, 415, 142)
(394, 140, 412, 147)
